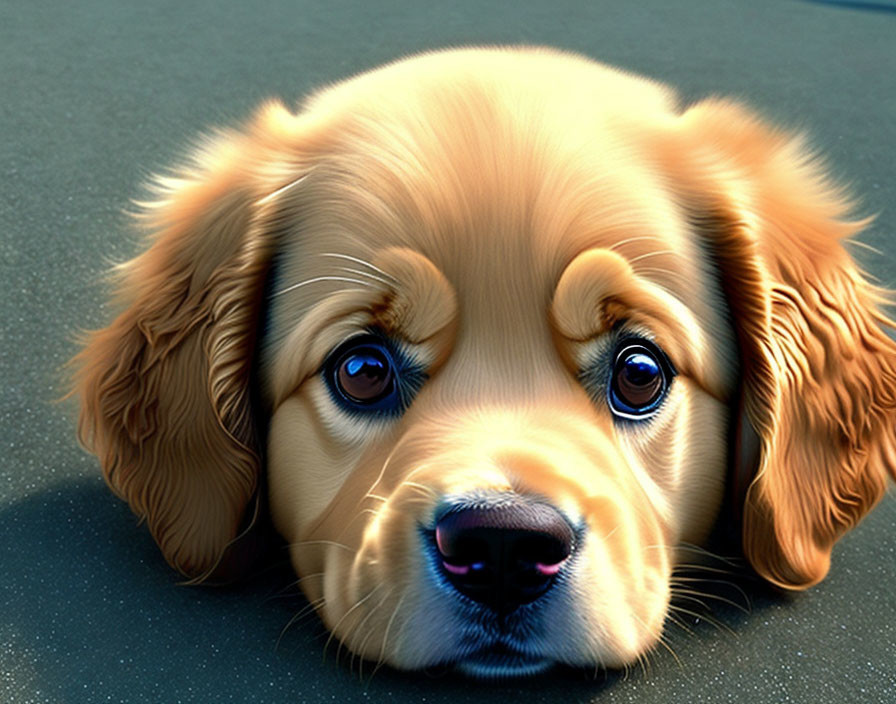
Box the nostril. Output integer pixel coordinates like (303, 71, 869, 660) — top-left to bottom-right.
(441, 561, 474, 575)
(433, 502, 574, 611)
(435, 522, 492, 577)
(535, 560, 566, 576)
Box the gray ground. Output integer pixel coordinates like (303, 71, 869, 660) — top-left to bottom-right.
(2, 1, 895, 702)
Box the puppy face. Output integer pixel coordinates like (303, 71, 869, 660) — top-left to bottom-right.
(73, 48, 896, 677)
(260, 57, 739, 672)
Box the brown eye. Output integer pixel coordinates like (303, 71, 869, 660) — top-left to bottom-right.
(324, 334, 425, 417)
(335, 345, 394, 403)
(609, 343, 671, 417)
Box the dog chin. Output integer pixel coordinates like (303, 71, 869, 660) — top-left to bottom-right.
(453, 646, 554, 679)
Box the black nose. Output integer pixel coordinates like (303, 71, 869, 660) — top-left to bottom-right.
(433, 501, 574, 613)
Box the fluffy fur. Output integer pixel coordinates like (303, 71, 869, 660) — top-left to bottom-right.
(72, 47, 896, 675)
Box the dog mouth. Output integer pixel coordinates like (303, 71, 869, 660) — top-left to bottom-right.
(453, 641, 553, 678)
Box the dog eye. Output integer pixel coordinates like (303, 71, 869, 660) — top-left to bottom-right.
(322, 333, 425, 417)
(331, 341, 395, 404)
(337, 346, 394, 402)
(608, 341, 673, 418)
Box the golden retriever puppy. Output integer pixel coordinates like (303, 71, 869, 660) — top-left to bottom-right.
(72, 47, 896, 677)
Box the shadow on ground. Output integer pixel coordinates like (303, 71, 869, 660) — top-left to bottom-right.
(0, 479, 789, 703)
(802, 0, 896, 14)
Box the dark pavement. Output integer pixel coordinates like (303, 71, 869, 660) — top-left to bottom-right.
(2, 1, 895, 702)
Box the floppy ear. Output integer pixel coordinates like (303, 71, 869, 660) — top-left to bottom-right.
(672, 100, 896, 589)
(71, 104, 303, 581)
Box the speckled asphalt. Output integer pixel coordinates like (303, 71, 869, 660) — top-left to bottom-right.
(2, 1, 895, 702)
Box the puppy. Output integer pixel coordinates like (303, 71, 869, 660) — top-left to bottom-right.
(72, 47, 896, 677)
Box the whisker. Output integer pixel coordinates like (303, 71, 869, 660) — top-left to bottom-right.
(637, 651, 649, 679)
(626, 249, 677, 265)
(602, 524, 621, 541)
(593, 651, 607, 682)
(338, 492, 433, 543)
(670, 579, 752, 614)
(265, 571, 325, 602)
(289, 539, 355, 552)
(668, 574, 743, 585)
(325, 587, 381, 666)
(369, 594, 406, 683)
(359, 443, 403, 506)
(334, 266, 395, 287)
(667, 605, 736, 637)
(403, 487, 438, 504)
(653, 632, 684, 670)
(319, 252, 399, 282)
(337, 492, 433, 545)
(355, 590, 393, 680)
(664, 612, 696, 637)
(331, 509, 381, 543)
(632, 267, 690, 282)
(272, 276, 372, 298)
(257, 173, 310, 205)
(670, 591, 711, 612)
(338, 444, 424, 540)
(668, 576, 752, 611)
(333, 510, 378, 543)
(399, 480, 437, 498)
(402, 462, 443, 483)
(672, 562, 739, 577)
(353, 620, 378, 679)
(845, 238, 884, 256)
(276, 596, 327, 650)
(607, 235, 668, 252)
(629, 614, 654, 680)
(670, 586, 751, 615)
(388, 603, 417, 673)
(675, 542, 743, 566)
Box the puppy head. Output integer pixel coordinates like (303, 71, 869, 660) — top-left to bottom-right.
(73, 47, 896, 675)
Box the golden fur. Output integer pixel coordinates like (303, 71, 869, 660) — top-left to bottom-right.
(72, 47, 896, 675)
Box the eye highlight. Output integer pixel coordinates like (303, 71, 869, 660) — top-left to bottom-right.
(323, 333, 425, 417)
(608, 340, 674, 419)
